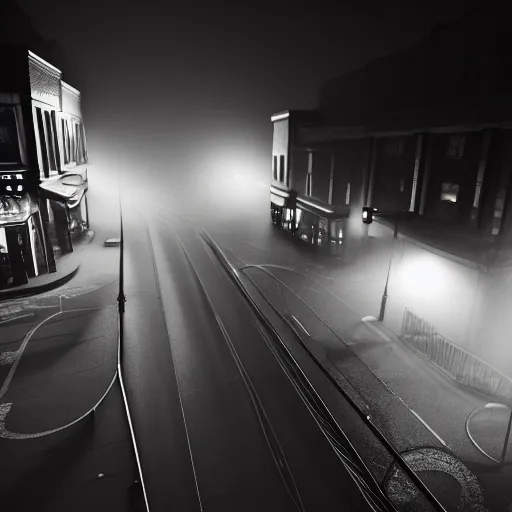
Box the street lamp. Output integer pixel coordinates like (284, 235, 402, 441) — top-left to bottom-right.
(362, 206, 377, 224)
(361, 207, 405, 321)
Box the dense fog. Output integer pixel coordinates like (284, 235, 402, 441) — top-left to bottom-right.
(13, 0, 480, 233)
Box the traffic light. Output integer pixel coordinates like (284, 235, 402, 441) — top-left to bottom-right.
(362, 206, 376, 224)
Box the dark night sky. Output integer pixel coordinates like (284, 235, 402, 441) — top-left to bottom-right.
(15, 0, 481, 208)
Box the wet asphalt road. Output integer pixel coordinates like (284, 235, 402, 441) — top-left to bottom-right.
(121, 205, 397, 512)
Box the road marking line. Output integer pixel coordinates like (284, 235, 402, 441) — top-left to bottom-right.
(146, 218, 204, 512)
(410, 409, 447, 447)
(291, 315, 310, 336)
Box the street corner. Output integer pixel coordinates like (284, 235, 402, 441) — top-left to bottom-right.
(0, 304, 118, 438)
(384, 446, 486, 512)
(0, 259, 79, 302)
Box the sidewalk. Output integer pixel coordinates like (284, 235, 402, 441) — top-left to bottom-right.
(0, 277, 146, 511)
(0, 175, 145, 510)
(240, 262, 512, 511)
(0, 230, 94, 302)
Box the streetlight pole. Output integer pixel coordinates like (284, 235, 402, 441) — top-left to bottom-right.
(378, 215, 399, 321)
(500, 405, 512, 464)
(362, 207, 405, 322)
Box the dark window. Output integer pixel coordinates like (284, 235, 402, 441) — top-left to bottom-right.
(50, 111, 61, 173)
(76, 123, 83, 164)
(61, 119, 70, 164)
(35, 108, 49, 178)
(273, 156, 277, 180)
(65, 120, 71, 163)
(441, 182, 459, 203)
(0, 106, 21, 164)
(386, 136, 405, 155)
(44, 111, 57, 172)
(446, 134, 465, 159)
(279, 155, 285, 182)
(79, 123, 87, 163)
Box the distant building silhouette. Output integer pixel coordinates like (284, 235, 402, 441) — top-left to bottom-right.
(0, 1, 72, 82)
(317, 6, 510, 127)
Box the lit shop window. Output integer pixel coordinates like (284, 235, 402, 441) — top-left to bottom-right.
(295, 207, 302, 229)
(440, 182, 459, 203)
(446, 134, 465, 159)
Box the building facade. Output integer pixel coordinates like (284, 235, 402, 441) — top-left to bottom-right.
(1, 46, 89, 290)
(270, 6, 512, 378)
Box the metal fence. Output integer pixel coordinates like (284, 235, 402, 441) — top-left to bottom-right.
(401, 308, 512, 402)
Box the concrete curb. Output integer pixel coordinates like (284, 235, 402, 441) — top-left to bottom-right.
(0, 264, 79, 302)
(0, 231, 95, 303)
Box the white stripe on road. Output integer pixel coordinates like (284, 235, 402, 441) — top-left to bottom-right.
(291, 315, 310, 337)
(410, 409, 447, 447)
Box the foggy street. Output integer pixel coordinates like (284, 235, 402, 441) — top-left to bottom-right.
(121, 202, 399, 512)
(3, 0, 512, 510)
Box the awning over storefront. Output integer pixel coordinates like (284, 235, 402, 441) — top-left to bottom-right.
(270, 185, 294, 208)
(270, 194, 286, 207)
(39, 172, 87, 203)
(296, 195, 350, 220)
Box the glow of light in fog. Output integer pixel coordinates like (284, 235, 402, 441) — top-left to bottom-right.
(396, 253, 449, 299)
(198, 144, 268, 216)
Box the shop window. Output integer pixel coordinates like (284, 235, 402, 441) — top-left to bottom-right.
(295, 208, 302, 229)
(446, 134, 465, 159)
(330, 220, 343, 243)
(440, 182, 459, 203)
(0, 106, 21, 164)
(386, 136, 405, 156)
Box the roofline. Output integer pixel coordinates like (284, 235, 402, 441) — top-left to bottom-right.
(28, 50, 61, 74)
(297, 120, 512, 145)
(61, 81, 80, 96)
(271, 111, 290, 122)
